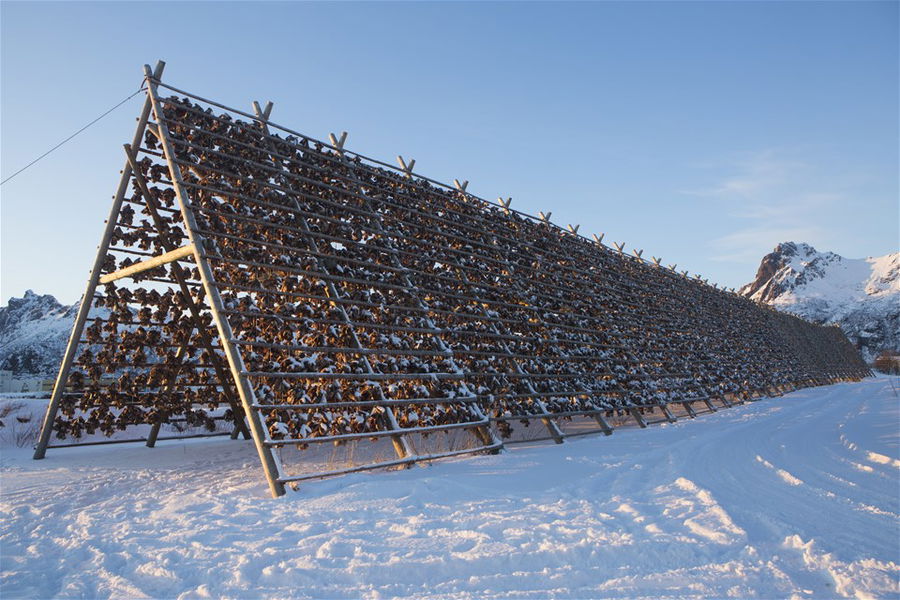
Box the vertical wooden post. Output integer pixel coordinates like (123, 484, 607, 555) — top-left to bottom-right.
(144, 65, 286, 497)
(33, 60, 166, 460)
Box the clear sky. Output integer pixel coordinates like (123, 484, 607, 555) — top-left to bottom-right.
(2, 1, 897, 305)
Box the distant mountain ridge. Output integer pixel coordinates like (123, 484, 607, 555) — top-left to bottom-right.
(0, 290, 77, 376)
(739, 242, 899, 362)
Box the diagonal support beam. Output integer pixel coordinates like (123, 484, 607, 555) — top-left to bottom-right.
(124, 145, 250, 442)
(592, 413, 614, 435)
(146, 342, 189, 448)
(250, 102, 416, 462)
(329, 139, 503, 451)
(144, 65, 285, 497)
(33, 60, 166, 460)
(629, 407, 648, 428)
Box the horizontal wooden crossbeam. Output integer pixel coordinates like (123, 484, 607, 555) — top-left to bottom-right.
(98, 244, 195, 284)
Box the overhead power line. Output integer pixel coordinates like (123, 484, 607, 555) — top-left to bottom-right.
(0, 87, 145, 187)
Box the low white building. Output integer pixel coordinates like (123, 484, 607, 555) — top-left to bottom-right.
(0, 370, 51, 393)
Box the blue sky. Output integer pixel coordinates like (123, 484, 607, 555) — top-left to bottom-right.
(2, 1, 897, 304)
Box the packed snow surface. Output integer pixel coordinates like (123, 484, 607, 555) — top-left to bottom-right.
(2, 378, 898, 599)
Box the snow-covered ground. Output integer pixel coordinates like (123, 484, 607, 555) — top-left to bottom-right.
(2, 378, 898, 599)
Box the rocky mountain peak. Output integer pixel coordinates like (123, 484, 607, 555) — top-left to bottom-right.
(0, 291, 77, 376)
(740, 242, 899, 362)
(739, 242, 845, 302)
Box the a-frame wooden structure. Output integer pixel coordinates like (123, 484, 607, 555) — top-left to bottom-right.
(34, 62, 871, 497)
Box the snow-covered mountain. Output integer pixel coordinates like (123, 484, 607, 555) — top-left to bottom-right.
(739, 242, 899, 362)
(0, 290, 77, 376)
